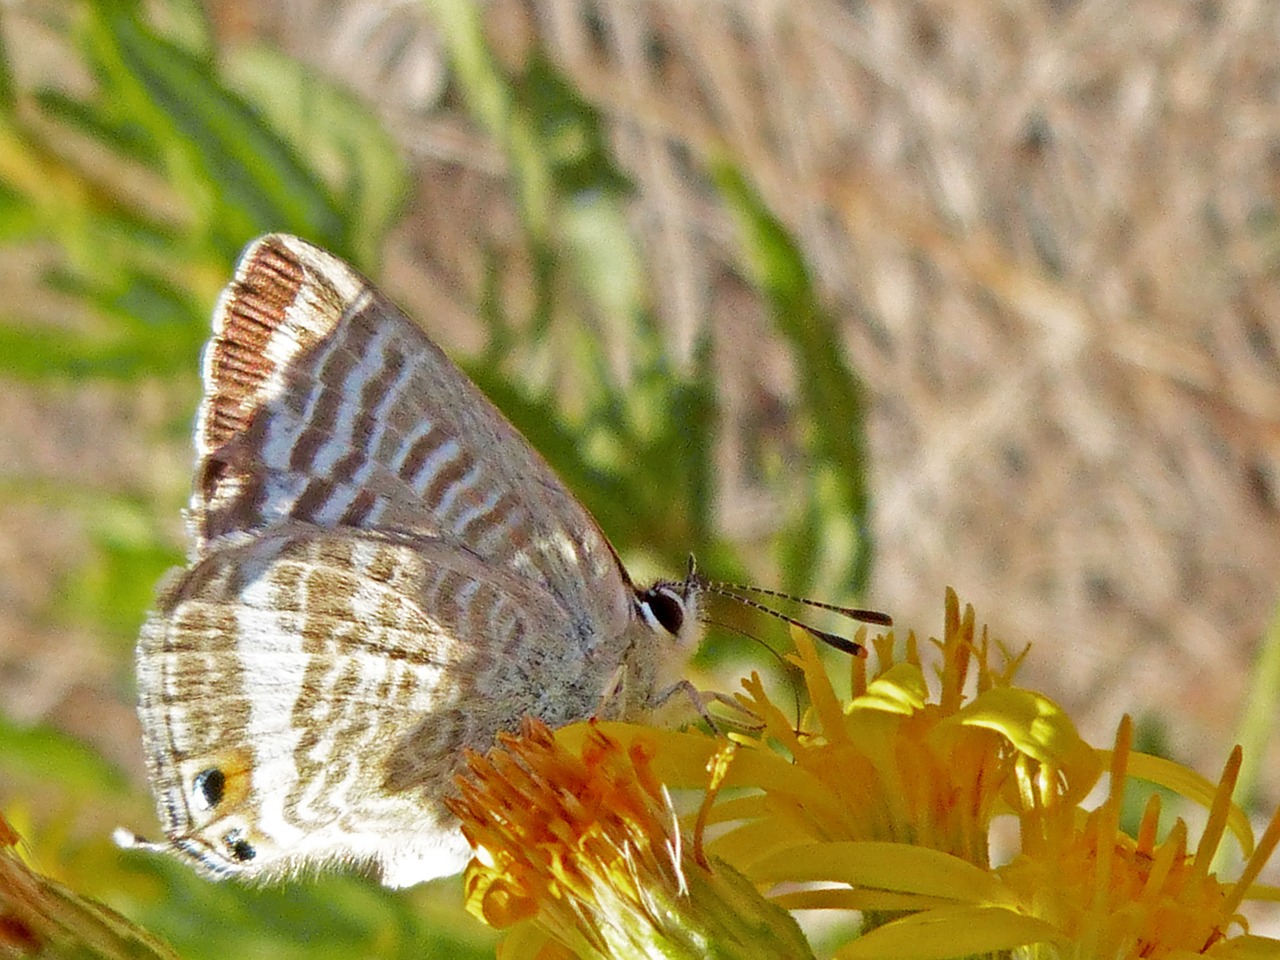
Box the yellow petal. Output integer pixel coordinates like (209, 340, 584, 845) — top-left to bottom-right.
(772, 888, 959, 913)
(495, 922, 561, 960)
(1201, 934, 1280, 960)
(695, 792, 769, 827)
(790, 625, 848, 738)
(951, 687, 1101, 786)
(560, 722, 829, 802)
(1118, 750, 1255, 858)
(708, 819, 817, 873)
(749, 841, 1007, 904)
(832, 905, 1059, 960)
(1244, 883, 1280, 903)
(850, 663, 929, 716)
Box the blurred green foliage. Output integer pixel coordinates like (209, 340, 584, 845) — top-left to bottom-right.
(0, 0, 879, 956)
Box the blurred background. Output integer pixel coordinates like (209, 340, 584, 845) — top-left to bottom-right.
(1, 0, 1278, 956)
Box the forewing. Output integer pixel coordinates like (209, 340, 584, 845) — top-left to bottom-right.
(191, 234, 631, 641)
(137, 524, 612, 885)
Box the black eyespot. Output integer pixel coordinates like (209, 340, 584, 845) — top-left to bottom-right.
(643, 588, 685, 634)
(193, 767, 226, 809)
(225, 832, 256, 862)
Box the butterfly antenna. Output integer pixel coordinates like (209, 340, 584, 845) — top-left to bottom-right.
(684, 555, 887, 656)
(701, 584, 868, 657)
(706, 580, 893, 627)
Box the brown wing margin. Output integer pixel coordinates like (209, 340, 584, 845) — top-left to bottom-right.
(200, 240, 307, 453)
(190, 236, 363, 554)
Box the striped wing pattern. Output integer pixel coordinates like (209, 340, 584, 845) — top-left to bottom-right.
(137, 523, 605, 885)
(135, 236, 665, 887)
(192, 235, 632, 643)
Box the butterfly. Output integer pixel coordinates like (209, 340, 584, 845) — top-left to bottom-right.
(126, 235, 709, 888)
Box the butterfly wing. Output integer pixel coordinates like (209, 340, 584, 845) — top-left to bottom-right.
(191, 234, 632, 648)
(137, 522, 618, 886)
(134, 236, 681, 886)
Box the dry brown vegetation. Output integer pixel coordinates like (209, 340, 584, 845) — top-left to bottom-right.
(245, 0, 1280, 790)
(3, 0, 1278, 823)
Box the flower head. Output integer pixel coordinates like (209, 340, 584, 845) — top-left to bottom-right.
(447, 719, 814, 960)
(711, 589, 1101, 883)
(998, 716, 1280, 960)
(452, 591, 1280, 960)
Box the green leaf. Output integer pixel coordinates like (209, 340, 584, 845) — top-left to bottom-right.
(84, 5, 349, 257)
(0, 324, 166, 382)
(0, 262, 206, 382)
(0, 179, 39, 243)
(713, 161, 876, 595)
(515, 52, 633, 201)
(62, 531, 182, 640)
(0, 719, 131, 797)
(115, 856, 495, 960)
(666, 332, 719, 548)
(220, 43, 410, 269)
(1233, 595, 1280, 817)
(35, 87, 164, 167)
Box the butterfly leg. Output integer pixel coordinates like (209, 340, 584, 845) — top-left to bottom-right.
(593, 667, 733, 729)
(594, 663, 630, 720)
(650, 680, 762, 734)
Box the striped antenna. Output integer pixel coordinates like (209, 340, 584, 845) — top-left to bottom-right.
(684, 558, 891, 657)
(706, 581, 893, 627)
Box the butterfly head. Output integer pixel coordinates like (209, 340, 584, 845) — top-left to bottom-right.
(635, 555, 705, 649)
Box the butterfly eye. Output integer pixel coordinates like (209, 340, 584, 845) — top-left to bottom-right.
(641, 587, 685, 635)
(193, 767, 226, 810)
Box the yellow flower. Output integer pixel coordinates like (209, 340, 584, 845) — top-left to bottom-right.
(709, 591, 1099, 911)
(446, 719, 815, 960)
(452, 591, 1280, 960)
(998, 716, 1280, 960)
